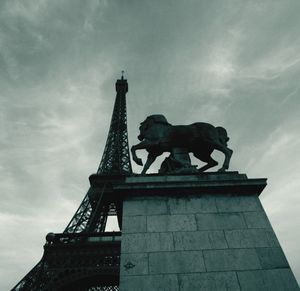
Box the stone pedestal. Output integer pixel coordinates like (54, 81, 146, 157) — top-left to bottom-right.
(116, 172, 299, 291)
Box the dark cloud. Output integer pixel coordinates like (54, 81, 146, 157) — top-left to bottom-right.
(1, 0, 300, 289)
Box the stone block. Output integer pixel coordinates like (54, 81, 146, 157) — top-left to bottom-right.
(237, 269, 299, 291)
(122, 232, 174, 253)
(225, 229, 280, 248)
(123, 199, 147, 216)
(149, 251, 205, 274)
(256, 247, 289, 269)
(179, 272, 240, 291)
(196, 213, 246, 230)
(147, 214, 197, 232)
(203, 249, 261, 271)
(167, 195, 217, 214)
(243, 211, 272, 229)
(120, 274, 179, 291)
(123, 196, 168, 216)
(173, 230, 228, 251)
(120, 253, 148, 276)
(122, 215, 147, 233)
(216, 195, 263, 212)
(145, 198, 169, 215)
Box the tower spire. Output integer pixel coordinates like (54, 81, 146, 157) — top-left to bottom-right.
(97, 74, 132, 175)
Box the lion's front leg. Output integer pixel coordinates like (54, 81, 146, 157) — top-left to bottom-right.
(131, 145, 143, 165)
(131, 140, 150, 166)
(141, 153, 157, 175)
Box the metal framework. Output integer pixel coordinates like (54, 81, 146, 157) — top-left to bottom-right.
(12, 76, 132, 290)
(62, 76, 131, 234)
(13, 232, 121, 291)
(97, 75, 132, 175)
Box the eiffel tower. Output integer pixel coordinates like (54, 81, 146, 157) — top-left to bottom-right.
(12, 73, 132, 291)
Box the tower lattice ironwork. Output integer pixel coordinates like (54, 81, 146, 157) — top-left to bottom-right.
(12, 75, 132, 291)
(97, 75, 132, 175)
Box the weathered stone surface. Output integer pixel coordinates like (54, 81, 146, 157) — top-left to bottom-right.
(118, 173, 266, 197)
(120, 253, 148, 276)
(120, 177, 298, 291)
(167, 195, 217, 214)
(237, 269, 300, 291)
(179, 272, 240, 291)
(225, 229, 280, 248)
(149, 251, 205, 274)
(196, 213, 246, 230)
(125, 172, 247, 184)
(123, 199, 147, 216)
(146, 197, 169, 214)
(123, 196, 168, 216)
(216, 195, 263, 212)
(243, 211, 272, 229)
(147, 214, 197, 232)
(122, 232, 174, 253)
(203, 249, 261, 271)
(120, 274, 179, 291)
(256, 247, 289, 269)
(122, 215, 147, 233)
(173, 230, 228, 251)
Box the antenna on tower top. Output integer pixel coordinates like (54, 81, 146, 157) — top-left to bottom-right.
(121, 70, 124, 80)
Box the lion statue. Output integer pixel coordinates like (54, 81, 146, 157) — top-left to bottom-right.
(131, 114, 233, 174)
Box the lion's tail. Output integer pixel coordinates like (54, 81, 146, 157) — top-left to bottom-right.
(216, 126, 229, 146)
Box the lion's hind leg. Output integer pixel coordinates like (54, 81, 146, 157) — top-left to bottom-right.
(194, 152, 218, 172)
(213, 143, 233, 172)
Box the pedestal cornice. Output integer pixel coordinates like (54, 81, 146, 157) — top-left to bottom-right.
(114, 172, 267, 196)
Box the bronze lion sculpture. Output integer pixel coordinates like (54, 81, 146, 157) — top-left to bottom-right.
(131, 115, 233, 174)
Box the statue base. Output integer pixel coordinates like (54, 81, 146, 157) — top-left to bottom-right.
(116, 172, 299, 291)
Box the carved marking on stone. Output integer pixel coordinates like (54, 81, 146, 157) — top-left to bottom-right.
(124, 261, 135, 270)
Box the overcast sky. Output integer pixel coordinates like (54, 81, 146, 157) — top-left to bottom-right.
(1, 0, 300, 289)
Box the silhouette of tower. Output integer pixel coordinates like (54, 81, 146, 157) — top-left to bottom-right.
(12, 74, 132, 291)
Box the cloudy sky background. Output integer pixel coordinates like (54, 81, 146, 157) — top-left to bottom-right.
(1, 0, 300, 289)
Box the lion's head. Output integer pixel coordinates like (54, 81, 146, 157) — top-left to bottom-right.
(138, 114, 171, 141)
